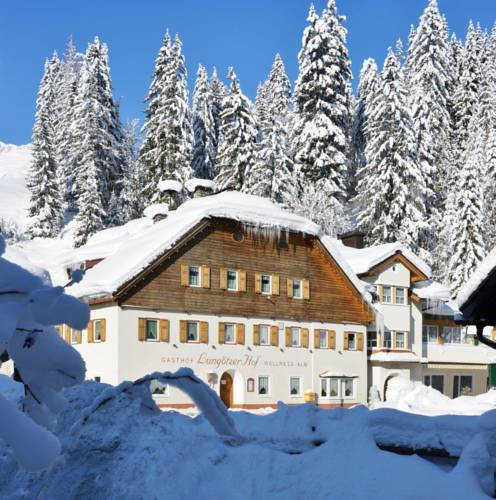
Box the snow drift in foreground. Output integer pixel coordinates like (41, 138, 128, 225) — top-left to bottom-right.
(373, 376, 496, 416)
(0, 379, 493, 499)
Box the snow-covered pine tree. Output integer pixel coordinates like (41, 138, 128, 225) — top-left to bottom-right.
(209, 67, 227, 147)
(292, 0, 352, 202)
(248, 54, 293, 202)
(27, 54, 64, 238)
(70, 37, 123, 213)
(214, 68, 258, 191)
(54, 37, 84, 207)
(484, 125, 496, 250)
(356, 48, 426, 251)
(141, 33, 193, 203)
(350, 58, 379, 199)
(448, 109, 486, 297)
(192, 65, 217, 179)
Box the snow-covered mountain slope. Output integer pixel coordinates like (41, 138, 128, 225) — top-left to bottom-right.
(0, 142, 32, 233)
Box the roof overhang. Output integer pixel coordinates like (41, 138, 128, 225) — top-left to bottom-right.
(358, 251, 428, 283)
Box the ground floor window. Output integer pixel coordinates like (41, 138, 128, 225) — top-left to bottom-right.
(150, 380, 169, 396)
(145, 319, 158, 341)
(187, 321, 198, 342)
(290, 377, 301, 396)
(367, 331, 377, 348)
(320, 378, 355, 399)
(453, 375, 473, 398)
(424, 374, 444, 393)
(260, 325, 270, 345)
(258, 376, 270, 395)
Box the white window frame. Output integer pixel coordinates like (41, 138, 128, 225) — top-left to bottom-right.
(319, 330, 328, 349)
(292, 279, 303, 299)
(454, 374, 473, 397)
(261, 274, 272, 295)
(187, 321, 199, 343)
(226, 270, 238, 291)
(291, 327, 300, 347)
(188, 266, 201, 288)
(320, 378, 355, 400)
(289, 376, 301, 397)
(224, 323, 236, 344)
(423, 325, 438, 344)
(424, 374, 444, 393)
(383, 331, 392, 349)
(94, 319, 103, 343)
(259, 324, 270, 346)
(347, 332, 356, 350)
(394, 287, 406, 305)
(395, 331, 406, 349)
(145, 319, 159, 342)
(382, 285, 392, 304)
(257, 375, 270, 396)
(150, 379, 169, 397)
(443, 326, 461, 344)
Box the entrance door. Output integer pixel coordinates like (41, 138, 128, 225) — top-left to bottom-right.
(220, 372, 233, 408)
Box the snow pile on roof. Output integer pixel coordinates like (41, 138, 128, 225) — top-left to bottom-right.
(373, 376, 496, 416)
(185, 177, 216, 193)
(458, 246, 496, 309)
(412, 280, 451, 301)
(143, 203, 169, 219)
(158, 179, 183, 193)
(68, 192, 370, 303)
(338, 241, 431, 278)
(369, 351, 419, 363)
(0, 379, 492, 498)
(0, 143, 32, 232)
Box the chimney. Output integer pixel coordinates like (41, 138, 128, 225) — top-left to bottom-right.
(339, 229, 365, 249)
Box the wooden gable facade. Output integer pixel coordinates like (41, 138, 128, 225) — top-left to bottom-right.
(115, 218, 373, 325)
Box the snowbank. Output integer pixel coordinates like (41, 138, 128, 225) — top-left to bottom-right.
(0, 374, 23, 402)
(0, 379, 492, 499)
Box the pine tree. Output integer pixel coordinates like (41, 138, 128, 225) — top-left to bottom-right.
(70, 37, 123, 212)
(54, 37, 84, 207)
(292, 1, 352, 200)
(210, 67, 227, 147)
(484, 126, 496, 250)
(26, 54, 64, 238)
(192, 65, 217, 179)
(248, 54, 292, 202)
(141, 33, 193, 203)
(356, 49, 426, 251)
(448, 110, 486, 297)
(215, 69, 258, 191)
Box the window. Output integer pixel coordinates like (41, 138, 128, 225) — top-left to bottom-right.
(292, 279, 302, 299)
(443, 326, 461, 344)
(188, 266, 200, 287)
(424, 374, 444, 393)
(258, 376, 270, 395)
(94, 376, 101, 383)
(319, 330, 328, 349)
(290, 377, 301, 396)
(453, 375, 473, 398)
(383, 331, 392, 349)
(227, 271, 238, 291)
(395, 287, 406, 305)
(70, 328, 79, 344)
(224, 323, 235, 343)
(247, 378, 255, 392)
(382, 286, 392, 304)
(260, 325, 270, 345)
(395, 331, 405, 349)
(261, 275, 271, 294)
(94, 320, 103, 342)
(320, 378, 355, 399)
(367, 332, 377, 348)
(423, 325, 438, 343)
(347, 332, 356, 350)
(145, 319, 158, 341)
(291, 327, 300, 347)
(187, 322, 198, 342)
(150, 380, 169, 395)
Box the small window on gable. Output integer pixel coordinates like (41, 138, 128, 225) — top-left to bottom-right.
(188, 266, 200, 287)
(395, 287, 405, 305)
(261, 275, 271, 294)
(292, 280, 302, 299)
(227, 271, 238, 291)
(382, 286, 392, 304)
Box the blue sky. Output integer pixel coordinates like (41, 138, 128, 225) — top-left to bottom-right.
(0, 0, 494, 144)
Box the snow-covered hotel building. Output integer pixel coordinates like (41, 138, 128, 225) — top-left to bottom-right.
(339, 236, 496, 400)
(62, 193, 375, 409)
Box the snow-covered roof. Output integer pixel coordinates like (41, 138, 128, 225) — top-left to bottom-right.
(158, 179, 183, 193)
(369, 351, 419, 363)
(338, 241, 431, 278)
(423, 300, 460, 316)
(457, 246, 496, 309)
(67, 192, 372, 305)
(412, 280, 450, 301)
(185, 178, 216, 193)
(143, 203, 169, 219)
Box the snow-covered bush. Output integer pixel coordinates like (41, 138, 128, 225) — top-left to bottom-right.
(0, 235, 88, 470)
